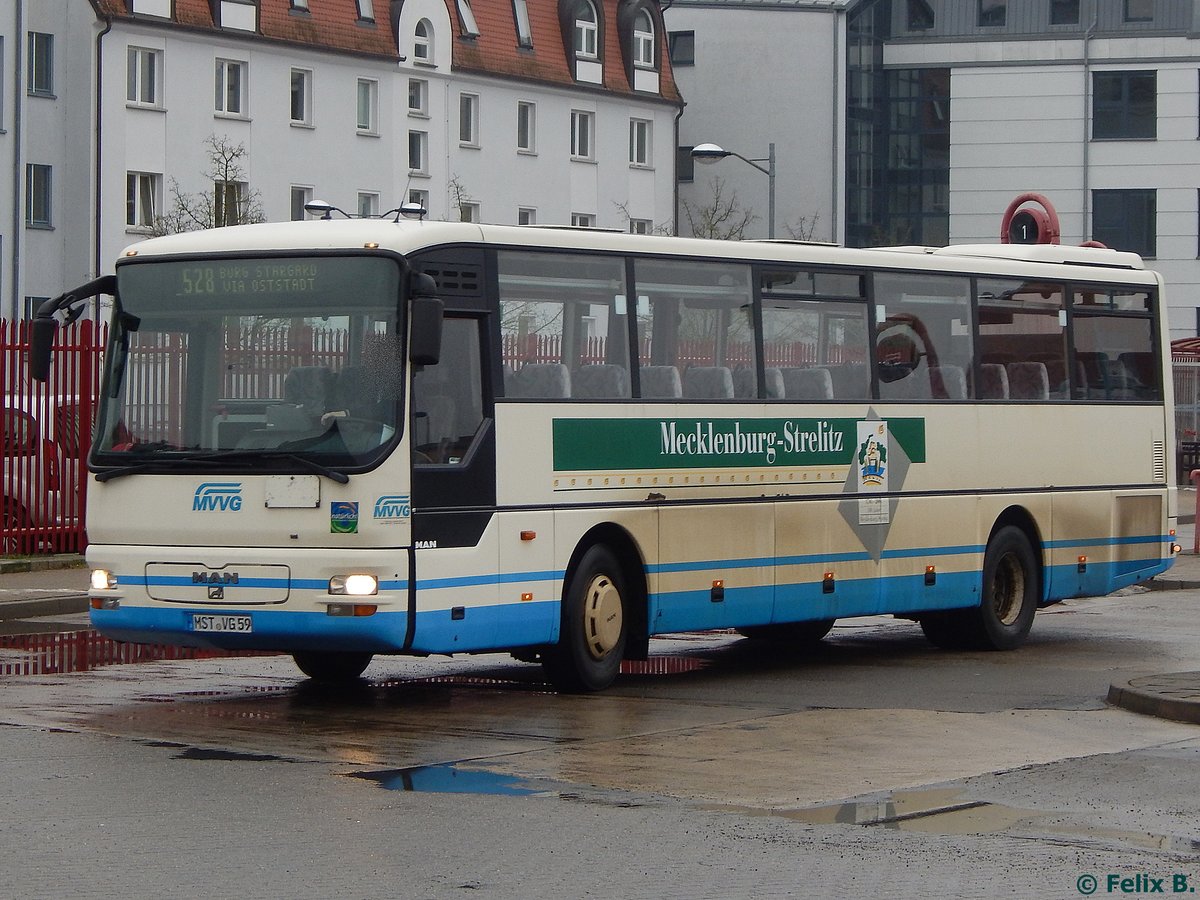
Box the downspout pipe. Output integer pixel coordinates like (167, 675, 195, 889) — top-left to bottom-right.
(95, 11, 113, 319)
(1082, 11, 1096, 243)
(11, 0, 22, 320)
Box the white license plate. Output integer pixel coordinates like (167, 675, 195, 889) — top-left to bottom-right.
(192, 614, 253, 634)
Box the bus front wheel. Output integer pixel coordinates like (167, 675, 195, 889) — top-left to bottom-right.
(920, 526, 1037, 651)
(543, 544, 628, 693)
(292, 650, 374, 684)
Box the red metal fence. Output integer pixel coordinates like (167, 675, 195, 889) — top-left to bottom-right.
(0, 320, 104, 555)
(0, 629, 271, 676)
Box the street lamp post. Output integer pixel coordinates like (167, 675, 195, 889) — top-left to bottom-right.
(690, 141, 776, 239)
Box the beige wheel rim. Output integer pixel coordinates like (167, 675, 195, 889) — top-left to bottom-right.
(583, 573, 623, 660)
(991, 552, 1025, 626)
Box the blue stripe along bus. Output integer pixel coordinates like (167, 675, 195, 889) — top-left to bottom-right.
(31, 219, 1179, 690)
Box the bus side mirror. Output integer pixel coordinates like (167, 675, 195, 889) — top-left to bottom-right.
(409, 296, 444, 367)
(29, 317, 57, 382)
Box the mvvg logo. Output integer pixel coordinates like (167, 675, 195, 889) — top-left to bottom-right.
(193, 482, 244, 512)
(373, 495, 411, 519)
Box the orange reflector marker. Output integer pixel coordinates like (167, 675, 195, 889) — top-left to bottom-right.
(353, 605, 378, 617)
(520, 531, 536, 541)
(521, 592, 533, 602)
(1077, 555, 1088, 573)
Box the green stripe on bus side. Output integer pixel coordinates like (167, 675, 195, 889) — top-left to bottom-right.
(552, 416, 926, 471)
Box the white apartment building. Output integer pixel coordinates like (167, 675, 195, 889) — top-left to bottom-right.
(0, 0, 682, 321)
(669, 0, 1200, 339)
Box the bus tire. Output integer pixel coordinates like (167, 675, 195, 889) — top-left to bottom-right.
(737, 619, 835, 645)
(292, 650, 373, 684)
(543, 544, 627, 693)
(920, 526, 1037, 651)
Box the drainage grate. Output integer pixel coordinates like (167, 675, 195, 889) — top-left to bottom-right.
(0, 629, 272, 677)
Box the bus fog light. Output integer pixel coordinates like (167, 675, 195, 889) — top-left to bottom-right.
(91, 569, 117, 590)
(328, 574, 378, 596)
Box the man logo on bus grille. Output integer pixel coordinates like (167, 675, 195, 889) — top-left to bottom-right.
(193, 482, 244, 512)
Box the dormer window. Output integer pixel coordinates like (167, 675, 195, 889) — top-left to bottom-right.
(513, 0, 533, 47)
(457, 0, 480, 36)
(632, 9, 653, 68)
(357, 0, 375, 21)
(574, 0, 598, 59)
(414, 19, 434, 63)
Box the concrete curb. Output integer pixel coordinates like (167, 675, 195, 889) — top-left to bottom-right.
(1108, 672, 1200, 725)
(0, 555, 86, 574)
(0, 593, 89, 622)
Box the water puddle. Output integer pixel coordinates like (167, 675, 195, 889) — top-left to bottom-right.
(351, 764, 549, 796)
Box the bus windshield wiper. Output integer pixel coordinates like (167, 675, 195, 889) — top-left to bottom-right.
(182, 449, 351, 484)
(95, 450, 350, 484)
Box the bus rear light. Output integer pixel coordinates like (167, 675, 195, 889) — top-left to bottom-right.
(327, 603, 378, 617)
(1172, 544, 1182, 554)
(328, 574, 378, 596)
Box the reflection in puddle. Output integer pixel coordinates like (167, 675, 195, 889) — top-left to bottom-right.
(786, 787, 1200, 853)
(352, 764, 546, 796)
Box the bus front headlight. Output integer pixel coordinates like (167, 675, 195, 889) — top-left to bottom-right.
(90, 569, 117, 591)
(328, 574, 378, 596)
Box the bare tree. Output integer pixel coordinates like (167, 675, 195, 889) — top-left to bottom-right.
(152, 135, 265, 235)
(680, 176, 757, 240)
(611, 200, 673, 235)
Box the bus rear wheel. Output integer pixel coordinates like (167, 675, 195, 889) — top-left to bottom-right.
(737, 619, 835, 645)
(543, 544, 628, 693)
(292, 650, 374, 684)
(920, 526, 1037, 651)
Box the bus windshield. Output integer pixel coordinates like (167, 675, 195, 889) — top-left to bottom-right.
(92, 254, 404, 472)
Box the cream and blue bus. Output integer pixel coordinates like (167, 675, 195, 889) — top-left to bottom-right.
(31, 218, 1179, 691)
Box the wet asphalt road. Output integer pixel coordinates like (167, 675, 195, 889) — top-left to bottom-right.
(2, 585, 1200, 898)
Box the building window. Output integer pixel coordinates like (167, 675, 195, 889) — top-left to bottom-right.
(518, 101, 536, 152)
(291, 185, 313, 220)
(409, 130, 428, 173)
(290, 68, 312, 125)
(126, 172, 161, 229)
(414, 19, 434, 64)
(25, 164, 50, 227)
(356, 0, 375, 21)
(513, 0, 533, 46)
(668, 31, 693, 66)
(27, 32, 52, 96)
(456, 0, 479, 36)
(127, 47, 162, 107)
(1124, 0, 1152, 22)
(358, 192, 379, 217)
(214, 180, 247, 227)
(978, 0, 1006, 26)
(574, 0, 599, 58)
(633, 9, 654, 68)
(459, 93, 479, 146)
(629, 218, 652, 234)
(629, 118, 652, 166)
(518, 207, 536, 225)
(1050, 0, 1079, 25)
(571, 213, 595, 227)
(459, 201, 480, 223)
(408, 78, 428, 115)
(290, 0, 310, 10)
(571, 110, 594, 159)
(215, 59, 246, 115)
(357, 78, 378, 133)
(408, 188, 429, 212)
(677, 145, 695, 183)
(1093, 189, 1156, 257)
(24, 297, 48, 321)
(1093, 71, 1156, 140)
(907, 0, 934, 30)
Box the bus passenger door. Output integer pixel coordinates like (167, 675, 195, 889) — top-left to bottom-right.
(408, 310, 499, 653)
